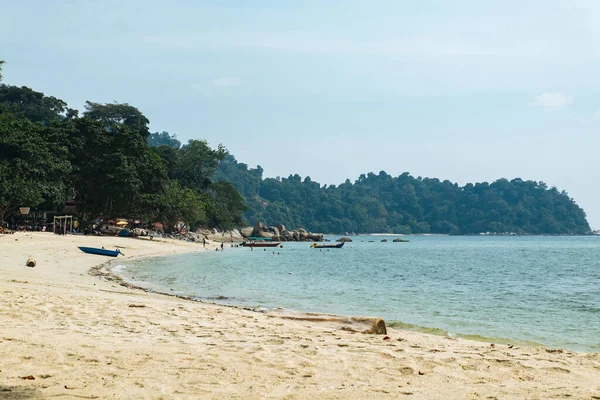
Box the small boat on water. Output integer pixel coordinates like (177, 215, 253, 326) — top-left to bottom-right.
(78, 246, 121, 257)
(310, 242, 345, 249)
(241, 237, 281, 248)
(243, 242, 281, 248)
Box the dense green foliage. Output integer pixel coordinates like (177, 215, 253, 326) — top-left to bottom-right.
(0, 62, 590, 235)
(148, 131, 182, 148)
(0, 78, 247, 231)
(214, 156, 591, 235)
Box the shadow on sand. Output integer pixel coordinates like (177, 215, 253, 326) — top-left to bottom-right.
(0, 386, 40, 400)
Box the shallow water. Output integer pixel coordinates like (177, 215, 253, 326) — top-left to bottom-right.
(118, 236, 600, 352)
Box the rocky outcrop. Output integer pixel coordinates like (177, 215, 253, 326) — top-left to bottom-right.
(392, 238, 409, 243)
(240, 227, 254, 238)
(241, 222, 325, 242)
(280, 229, 294, 241)
(196, 228, 244, 242)
(307, 233, 323, 241)
(252, 222, 267, 236)
(336, 237, 353, 242)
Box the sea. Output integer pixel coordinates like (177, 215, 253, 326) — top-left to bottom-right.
(114, 235, 600, 352)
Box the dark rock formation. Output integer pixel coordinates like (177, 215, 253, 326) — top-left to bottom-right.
(241, 222, 325, 242)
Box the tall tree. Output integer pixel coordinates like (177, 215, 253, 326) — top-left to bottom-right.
(176, 140, 227, 190)
(0, 85, 78, 124)
(83, 101, 150, 137)
(0, 113, 71, 222)
(148, 131, 181, 148)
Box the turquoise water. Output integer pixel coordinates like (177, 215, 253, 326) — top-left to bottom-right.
(117, 236, 600, 352)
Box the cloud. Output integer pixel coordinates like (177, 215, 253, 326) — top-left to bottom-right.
(212, 77, 241, 87)
(530, 92, 573, 111)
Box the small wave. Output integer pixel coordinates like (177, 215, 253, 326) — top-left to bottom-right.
(387, 320, 542, 347)
(113, 264, 127, 272)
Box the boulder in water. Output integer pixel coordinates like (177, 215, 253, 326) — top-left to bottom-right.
(336, 237, 353, 242)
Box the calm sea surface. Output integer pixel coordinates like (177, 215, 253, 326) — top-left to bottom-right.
(116, 236, 600, 352)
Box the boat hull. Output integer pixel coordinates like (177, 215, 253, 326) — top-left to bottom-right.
(310, 242, 345, 249)
(242, 242, 281, 247)
(78, 246, 120, 257)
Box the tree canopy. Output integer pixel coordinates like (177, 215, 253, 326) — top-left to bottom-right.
(213, 156, 591, 235)
(0, 79, 247, 232)
(0, 65, 591, 235)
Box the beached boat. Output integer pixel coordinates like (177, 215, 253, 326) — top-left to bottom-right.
(78, 246, 121, 257)
(310, 242, 345, 249)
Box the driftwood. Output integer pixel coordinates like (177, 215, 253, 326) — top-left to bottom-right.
(267, 310, 387, 335)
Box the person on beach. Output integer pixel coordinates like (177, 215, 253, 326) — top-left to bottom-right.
(220, 242, 224, 251)
(202, 238, 206, 247)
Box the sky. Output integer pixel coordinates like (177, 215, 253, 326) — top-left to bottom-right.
(1, 0, 600, 229)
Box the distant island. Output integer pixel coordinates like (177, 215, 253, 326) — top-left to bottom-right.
(0, 61, 591, 236)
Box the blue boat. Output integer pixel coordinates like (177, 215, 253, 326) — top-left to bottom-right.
(78, 246, 121, 257)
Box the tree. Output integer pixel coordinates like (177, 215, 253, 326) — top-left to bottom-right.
(83, 101, 150, 137)
(176, 140, 227, 190)
(0, 85, 78, 124)
(0, 113, 71, 222)
(204, 181, 249, 230)
(148, 131, 181, 148)
(153, 181, 206, 231)
(69, 117, 165, 220)
(0, 60, 4, 81)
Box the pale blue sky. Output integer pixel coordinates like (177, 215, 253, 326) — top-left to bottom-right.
(2, 1, 599, 228)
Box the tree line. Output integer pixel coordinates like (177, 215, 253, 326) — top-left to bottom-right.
(0, 61, 591, 235)
(0, 63, 247, 231)
(212, 155, 591, 235)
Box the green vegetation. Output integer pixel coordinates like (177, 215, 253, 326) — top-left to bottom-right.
(0, 62, 591, 235)
(213, 156, 591, 235)
(0, 76, 246, 231)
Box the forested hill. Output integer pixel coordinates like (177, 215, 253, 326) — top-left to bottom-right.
(0, 72, 247, 231)
(0, 59, 590, 235)
(213, 155, 591, 235)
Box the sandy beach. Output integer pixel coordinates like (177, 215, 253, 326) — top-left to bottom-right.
(1, 233, 599, 399)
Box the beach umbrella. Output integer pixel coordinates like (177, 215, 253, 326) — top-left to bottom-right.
(116, 221, 128, 226)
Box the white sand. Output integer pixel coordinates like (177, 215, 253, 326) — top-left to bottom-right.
(1, 232, 600, 399)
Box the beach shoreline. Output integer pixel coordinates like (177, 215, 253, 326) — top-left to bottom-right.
(1, 232, 600, 399)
